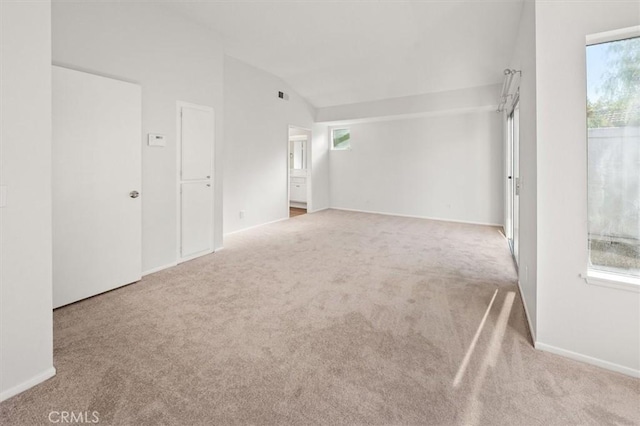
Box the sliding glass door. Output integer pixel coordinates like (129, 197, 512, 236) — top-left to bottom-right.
(506, 99, 520, 264)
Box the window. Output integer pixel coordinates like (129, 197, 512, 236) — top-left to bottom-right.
(586, 30, 640, 283)
(331, 128, 351, 150)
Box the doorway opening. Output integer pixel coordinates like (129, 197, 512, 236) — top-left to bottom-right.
(288, 126, 311, 218)
(506, 98, 520, 265)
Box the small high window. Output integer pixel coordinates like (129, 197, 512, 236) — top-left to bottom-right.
(586, 30, 639, 283)
(331, 128, 351, 150)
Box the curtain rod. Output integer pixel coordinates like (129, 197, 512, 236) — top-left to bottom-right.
(497, 69, 521, 113)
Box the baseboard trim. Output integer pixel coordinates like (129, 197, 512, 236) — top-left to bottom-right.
(516, 280, 536, 343)
(142, 262, 178, 277)
(535, 342, 640, 378)
(224, 217, 289, 237)
(178, 249, 214, 265)
(308, 207, 329, 214)
(330, 207, 502, 227)
(0, 366, 56, 402)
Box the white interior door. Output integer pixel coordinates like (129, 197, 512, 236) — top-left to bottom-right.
(181, 182, 213, 256)
(181, 107, 213, 181)
(53, 66, 142, 308)
(179, 103, 214, 260)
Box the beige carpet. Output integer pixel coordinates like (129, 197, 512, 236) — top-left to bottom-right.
(1, 209, 638, 425)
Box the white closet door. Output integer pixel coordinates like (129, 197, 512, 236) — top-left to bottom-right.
(181, 107, 214, 180)
(181, 182, 213, 257)
(53, 66, 142, 308)
(179, 103, 214, 261)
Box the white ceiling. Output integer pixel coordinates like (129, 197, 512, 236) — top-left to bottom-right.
(164, 0, 524, 108)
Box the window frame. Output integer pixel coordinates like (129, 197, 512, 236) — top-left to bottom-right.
(330, 127, 352, 151)
(583, 25, 640, 292)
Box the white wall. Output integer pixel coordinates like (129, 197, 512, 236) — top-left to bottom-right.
(311, 124, 331, 212)
(52, 2, 225, 273)
(534, 0, 640, 375)
(509, 0, 538, 339)
(328, 111, 503, 226)
(316, 84, 500, 124)
(0, 0, 55, 401)
(223, 56, 318, 234)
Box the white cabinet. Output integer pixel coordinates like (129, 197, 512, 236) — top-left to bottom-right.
(290, 176, 307, 202)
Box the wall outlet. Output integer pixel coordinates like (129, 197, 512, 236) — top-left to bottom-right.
(239, 210, 245, 219)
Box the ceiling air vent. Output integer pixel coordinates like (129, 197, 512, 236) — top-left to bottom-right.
(278, 91, 289, 101)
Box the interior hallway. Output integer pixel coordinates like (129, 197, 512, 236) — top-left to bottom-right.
(1, 210, 637, 425)
(289, 207, 307, 218)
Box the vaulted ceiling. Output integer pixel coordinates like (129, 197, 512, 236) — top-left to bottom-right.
(164, 0, 525, 108)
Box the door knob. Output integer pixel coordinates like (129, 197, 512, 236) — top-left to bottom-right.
(129, 191, 140, 198)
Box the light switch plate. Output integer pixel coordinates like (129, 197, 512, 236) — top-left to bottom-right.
(148, 133, 166, 147)
(0, 186, 6, 208)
